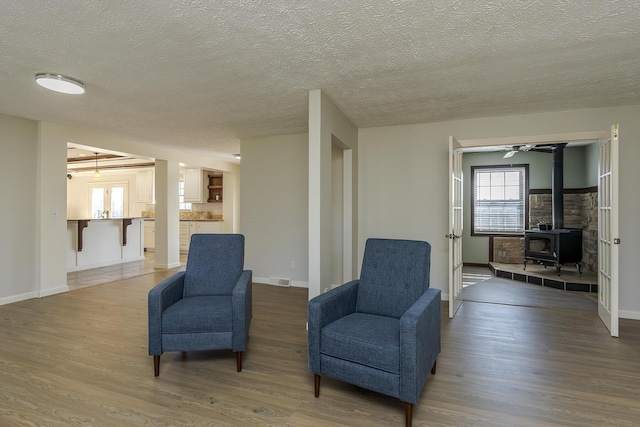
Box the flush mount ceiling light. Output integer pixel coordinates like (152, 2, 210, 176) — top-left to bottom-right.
(35, 72, 85, 95)
(93, 152, 101, 179)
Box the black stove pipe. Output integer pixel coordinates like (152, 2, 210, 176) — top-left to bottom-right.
(552, 144, 567, 229)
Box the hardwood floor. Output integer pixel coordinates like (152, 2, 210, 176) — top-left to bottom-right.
(1, 268, 640, 426)
(67, 251, 187, 290)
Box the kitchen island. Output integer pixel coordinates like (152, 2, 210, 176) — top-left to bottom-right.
(67, 218, 144, 272)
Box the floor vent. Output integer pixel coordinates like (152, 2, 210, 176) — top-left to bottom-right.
(269, 277, 291, 287)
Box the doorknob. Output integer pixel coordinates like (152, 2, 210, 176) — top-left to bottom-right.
(445, 233, 461, 240)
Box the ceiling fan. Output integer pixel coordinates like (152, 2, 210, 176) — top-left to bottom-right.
(503, 144, 535, 158)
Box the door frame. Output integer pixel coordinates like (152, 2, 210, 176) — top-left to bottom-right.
(450, 129, 611, 320)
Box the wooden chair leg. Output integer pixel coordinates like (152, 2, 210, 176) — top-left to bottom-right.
(404, 402, 413, 427)
(153, 355, 160, 377)
(431, 360, 437, 375)
(236, 351, 242, 372)
(314, 374, 321, 398)
(405, 402, 413, 427)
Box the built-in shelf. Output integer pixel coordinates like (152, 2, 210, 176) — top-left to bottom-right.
(207, 174, 223, 203)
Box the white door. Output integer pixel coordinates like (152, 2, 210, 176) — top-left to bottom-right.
(597, 124, 620, 337)
(448, 136, 464, 318)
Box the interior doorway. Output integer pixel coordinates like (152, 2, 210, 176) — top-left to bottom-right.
(450, 130, 613, 320)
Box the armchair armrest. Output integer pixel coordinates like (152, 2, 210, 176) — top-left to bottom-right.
(399, 288, 441, 404)
(232, 270, 252, 351)
(308, 280, 359, 374)
(148, 271, 186, 355)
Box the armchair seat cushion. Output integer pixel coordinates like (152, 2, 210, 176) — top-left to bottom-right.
(321, 313, 400, 374)
(162, 296, 232, 334)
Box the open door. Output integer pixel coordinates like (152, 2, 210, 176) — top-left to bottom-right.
(597, 124, 620, 337)
(448, 136, 464, 318)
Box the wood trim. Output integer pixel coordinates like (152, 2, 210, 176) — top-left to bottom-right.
(77, 220, 90, 251)
(122, 219, 133, 246)
(463, 262, 491, 268)
(529, 186, 598, 194)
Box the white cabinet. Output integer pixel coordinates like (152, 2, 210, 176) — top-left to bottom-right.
(179, 221, 191, 252)
(183, 168, 204, 203)
(196, 221, 221, 234)
(143, 220, 155, 249)
(136, 170, 154, 203)
(179, 220, 222, 252)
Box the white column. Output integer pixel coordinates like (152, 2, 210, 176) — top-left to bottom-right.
(154, 159, 181, 268)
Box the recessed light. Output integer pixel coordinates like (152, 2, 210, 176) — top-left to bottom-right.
(35, 73, 85, 95)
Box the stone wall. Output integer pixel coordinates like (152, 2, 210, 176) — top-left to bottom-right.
(493, 190, 598, 272)
(493, 236, 525, 264)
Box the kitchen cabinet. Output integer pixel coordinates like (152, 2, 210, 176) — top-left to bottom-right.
(179, 221, 191, 251)
(196, 221, 221, 233)
(183, 168, 204, 203)
(179, 220, 223, 252)
(143, 220, 155, 249)
(136, 170, 154, 203)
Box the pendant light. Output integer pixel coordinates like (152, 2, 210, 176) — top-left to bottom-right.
(93, 153, 101, 178)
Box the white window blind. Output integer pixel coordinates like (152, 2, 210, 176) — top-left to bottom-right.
(473, 166, 526, 233)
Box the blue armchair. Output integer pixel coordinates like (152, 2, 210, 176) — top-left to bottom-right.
(148, 234, 252, 377)
(308, 238, 440, 427)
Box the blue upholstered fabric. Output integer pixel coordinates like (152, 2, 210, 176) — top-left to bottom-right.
(184, 234, 245, 297)
(148, 234, 252, 359)
(308, 238, 440, 407)
(162, 296, 232, 333)
(321, 313, 400, 373)
(357, 238, 430, 319)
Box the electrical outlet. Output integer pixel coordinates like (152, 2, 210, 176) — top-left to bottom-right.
(251, 210, 257, 218)
(291, 261, 296, 269)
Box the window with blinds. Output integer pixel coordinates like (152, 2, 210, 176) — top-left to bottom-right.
(471, 165, 528, 234)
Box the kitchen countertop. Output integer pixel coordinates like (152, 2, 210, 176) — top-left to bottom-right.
(142, 218, 223, 221)
(68, 217, 145, 221)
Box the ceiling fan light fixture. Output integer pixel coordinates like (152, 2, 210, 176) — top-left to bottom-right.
(503, 150, 516, 158)
(35, 72, 85, 95)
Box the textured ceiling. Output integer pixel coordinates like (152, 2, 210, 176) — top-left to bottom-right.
(1, 1, 640, 160)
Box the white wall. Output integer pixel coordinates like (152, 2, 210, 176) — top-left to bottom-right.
(240, 133, 309, 286)
(0, 119, 238, 305)
(0, 114, 39, 303)
(67, 169, 147, 219)
(358, 105, 640, 318)
(308, 90, 358, 299)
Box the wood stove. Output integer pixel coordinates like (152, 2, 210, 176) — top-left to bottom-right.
(523, 143, 583, 276)
(524, 229, 582, 275)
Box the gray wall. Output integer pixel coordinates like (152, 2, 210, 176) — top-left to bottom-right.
(240, 133, 309, 287)
(0, 114, 39, 302)
(358, 105, 639, 318)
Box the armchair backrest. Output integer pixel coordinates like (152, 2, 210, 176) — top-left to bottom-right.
(183, 234, 245, 297)
(356, 238, 431, 319)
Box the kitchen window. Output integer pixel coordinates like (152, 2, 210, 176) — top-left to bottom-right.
(179, 180, 192, 210)
(471, 165, 529, 235)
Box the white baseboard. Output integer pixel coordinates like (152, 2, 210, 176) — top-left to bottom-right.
(154, 261, 182, 269)
(253, 277, 308, 288)
(619, 310, 640, 320)
(0, 291, 38, 306)
(39, 286, 69, 298)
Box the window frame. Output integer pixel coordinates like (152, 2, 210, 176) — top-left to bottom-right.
(178, 180, 192, 211)
(470, 164, 529, 236)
